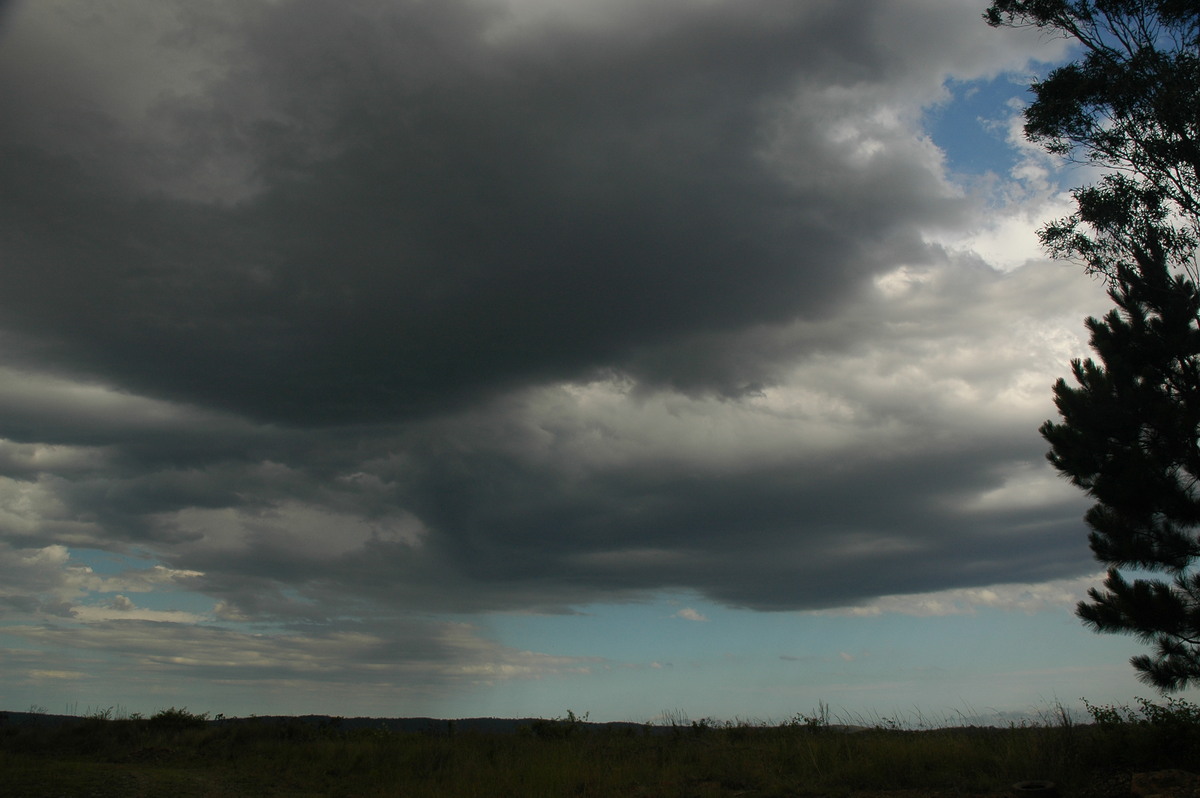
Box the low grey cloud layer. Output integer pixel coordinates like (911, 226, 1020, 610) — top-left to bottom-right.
(0, 0, 1105, 700)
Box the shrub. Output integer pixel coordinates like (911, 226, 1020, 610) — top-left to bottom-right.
(149, 707, 209, 731)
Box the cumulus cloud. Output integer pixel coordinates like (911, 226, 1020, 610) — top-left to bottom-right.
(0, 540, 207, 620)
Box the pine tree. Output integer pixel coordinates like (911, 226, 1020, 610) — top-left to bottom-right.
(1040, 237, 1200, 689)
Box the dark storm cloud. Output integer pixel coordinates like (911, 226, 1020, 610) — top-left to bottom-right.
(0, 0, 1099, 635)
(0, 0, 971, 426)
(322, 399, 1092, 614)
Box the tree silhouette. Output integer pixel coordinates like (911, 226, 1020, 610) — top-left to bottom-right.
(988, 1, 1200, 688)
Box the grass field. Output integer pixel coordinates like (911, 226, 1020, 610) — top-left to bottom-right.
(2, 699, 1197, 797)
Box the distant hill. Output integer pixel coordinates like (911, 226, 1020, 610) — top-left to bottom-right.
(0, 710, 1015, 735)
(0, 710, 652, 736)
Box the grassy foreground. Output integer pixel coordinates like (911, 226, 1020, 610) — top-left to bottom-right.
(2, 699, 1199, 797)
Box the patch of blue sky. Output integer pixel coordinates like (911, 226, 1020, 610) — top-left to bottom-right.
(68, 547, 158, 575)
(125, 591, 215, 617)
(478, 592, 744, 662)
(480, 592, 1070, 669)
(467, 592, 1197, 724)
(925, 73, 1034, 180)
(66, 547, 216, 617)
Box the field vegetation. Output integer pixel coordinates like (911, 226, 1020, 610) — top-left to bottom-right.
(2, 698, 1199, 797)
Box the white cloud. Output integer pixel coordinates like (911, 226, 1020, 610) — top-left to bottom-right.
(822, 573, 1104, 617)
(674, 607, 709, 622)
(71, 601, 209, 625)
(3, 618, 601, 695)
(955, 460, 1081, 515)
(28, 669, 88, 681)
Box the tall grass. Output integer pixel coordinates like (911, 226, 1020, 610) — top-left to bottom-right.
(1, 699, 1197, 797)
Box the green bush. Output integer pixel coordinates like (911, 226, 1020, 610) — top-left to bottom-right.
(149, 707, 209, 731)
(1082, 696, 1200, 768)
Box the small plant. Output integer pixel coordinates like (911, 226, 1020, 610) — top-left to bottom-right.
(658, 708, 688, 728)
(528, 709, 589, 740)
(1082, 698, 1129, 728)
(149, 707, 209, 731)
(790, 700, 831, 732)
(874, 715, 902, 732)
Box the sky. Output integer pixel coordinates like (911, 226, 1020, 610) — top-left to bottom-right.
(1, 0, 1194, 725)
